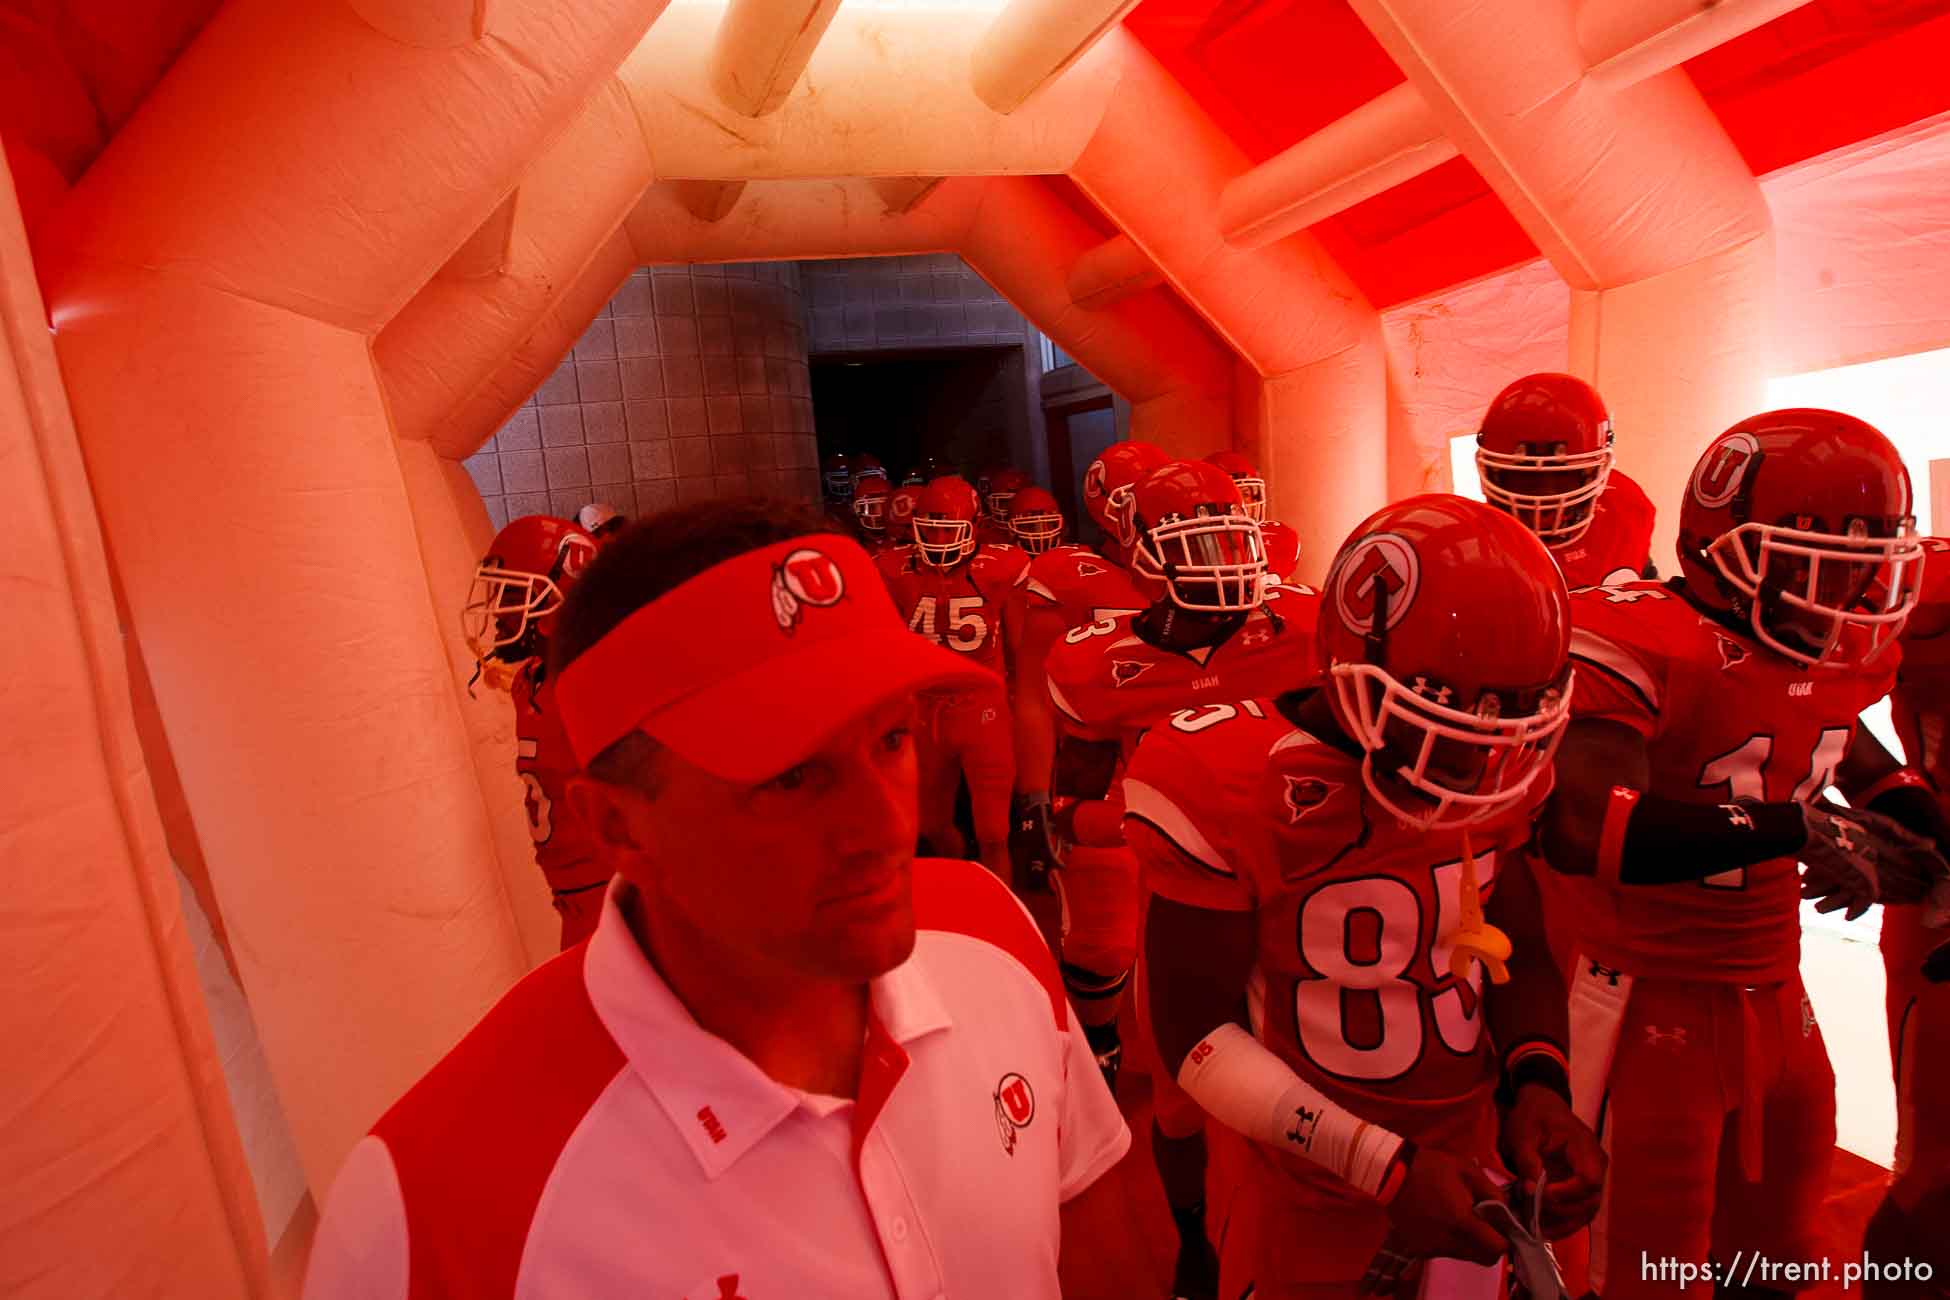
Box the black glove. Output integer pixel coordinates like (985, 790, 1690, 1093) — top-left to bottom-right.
(1853, 805, 1950, 903)
(1797, 799, 1948, 920)
(1009, 794, 1058, 895)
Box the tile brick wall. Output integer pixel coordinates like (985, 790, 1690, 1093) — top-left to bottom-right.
(801, 254, 1028, 353)
(464, 262, 817, 529)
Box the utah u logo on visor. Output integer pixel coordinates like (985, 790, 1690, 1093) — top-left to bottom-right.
(770, 548, 846, 635)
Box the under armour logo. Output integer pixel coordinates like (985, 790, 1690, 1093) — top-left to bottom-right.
(1644, 1026, 1688, 1050)
(1833, 818, 1859, 853)
(1241, 627, 1272, 647)
(1599, 587, 1668, 604)
(1284, 1104, 1320, 1152)
(1586, 959, 1623, 987)
(1723, 804, 1754, 831)
(1410, 676, 1453, 706)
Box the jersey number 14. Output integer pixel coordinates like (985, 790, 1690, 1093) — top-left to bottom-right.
(1695, 727, 1849, 888)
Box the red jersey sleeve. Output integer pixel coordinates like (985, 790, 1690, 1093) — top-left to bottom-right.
(1565, 584, 1673, 739)
(1123, 706, 1287, 913)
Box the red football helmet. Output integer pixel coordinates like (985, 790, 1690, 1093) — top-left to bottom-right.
(1082, 440, 1171, 543)
(1007, 485, 1066, 555)
(1677, 409, 1922, 667)
(888, 483, 924, 540)
(821, 451, 853, 501)
(1318, 495, 1572, 830)
(1475, 373, 1614, 546)
(463, 515, 598, 685)
(914, 476, 981, 567)
(1205, 450, 1268, 523)
(1120, 462, 1267, 612)
(577, 501, 625, 539)
(986, 468, 1030, 521)
(851, 454, 888, 493)
(853, 477, 891, 536)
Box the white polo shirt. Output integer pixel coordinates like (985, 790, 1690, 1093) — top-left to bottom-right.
(304, 859, 1128, 1299)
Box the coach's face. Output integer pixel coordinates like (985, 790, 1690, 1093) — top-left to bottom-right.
(613, 696, 922, 982)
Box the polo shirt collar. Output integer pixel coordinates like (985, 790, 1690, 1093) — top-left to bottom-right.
(583, 880, 953, 1179)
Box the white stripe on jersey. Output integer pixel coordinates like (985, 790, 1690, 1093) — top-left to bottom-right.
(1047, 675, 1086, 725)
(1123, 778, 1235, 878)
(1568, 628, 1662, 713)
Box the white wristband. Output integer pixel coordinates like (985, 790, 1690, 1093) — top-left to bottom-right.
(1177, 1023, 1407, 1199)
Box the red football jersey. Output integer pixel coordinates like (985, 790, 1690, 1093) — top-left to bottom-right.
(876, 541, 1029, 677)
(1125, 698, 1530, 1202)
(1562, 579, 1899, 982)
(1261, 520, 1302, 583)
(1890, 536, 1950, 788)
(1021, 543, 1147, 631)
(1045, 585, 1319, 749)
(1552, 470, 1655, 590)
(512, 666, 606, 892)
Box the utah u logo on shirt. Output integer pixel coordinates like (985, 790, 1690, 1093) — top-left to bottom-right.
(994, 1072, 1036, 1155)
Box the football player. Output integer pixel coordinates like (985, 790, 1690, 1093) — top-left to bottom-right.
(851, 477, 893, 553)
(1475, 373, 1655, 589)
(1537, 411, 1946, 1298)
(461, 515, 607, 948)
(1130, 495, 1604, 1300)
(1206, 450, 1301, 582)
(979, 468, 1031, 548)
(1864, 533, 1950, 1296)
(1008, 443, 1167, 919)
(876, 476, 1028, 883)
(820, 451, 854, 529)
(1005, 485, 1067, 557)
(851, 453, 888, 492)
(886, 481, 923, 546)
(1009, 442, 1168, 893)
(1044, 461, 1312, 1297)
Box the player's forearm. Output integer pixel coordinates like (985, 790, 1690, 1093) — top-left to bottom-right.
(1837, 732, 1948, 846)
(1484, 959, 1569, 1098)
(1482, 863, 1569, 1063)
(1177, 1024, 1410, 1201)
(1543, 785, 1806, 885)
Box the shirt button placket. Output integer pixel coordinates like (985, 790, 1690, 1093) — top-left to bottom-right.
(860, 1135, 940, 1298)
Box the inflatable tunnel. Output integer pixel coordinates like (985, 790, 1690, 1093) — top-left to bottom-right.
(5, 0, 1950, 1292)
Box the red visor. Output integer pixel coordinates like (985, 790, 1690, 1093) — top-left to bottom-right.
(556, 535, 994, 780)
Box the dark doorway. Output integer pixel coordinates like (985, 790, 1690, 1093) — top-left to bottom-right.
(810, 347, 1023, 481)
(1046, 397, 1118, 545)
